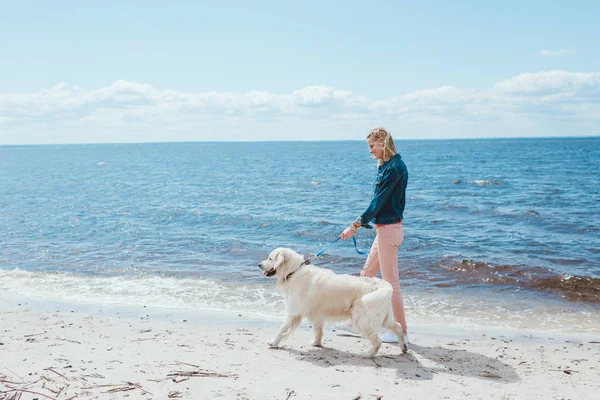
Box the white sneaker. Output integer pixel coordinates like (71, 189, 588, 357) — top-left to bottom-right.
(334, 322, 359, 334)
(379, 330, 399, 343)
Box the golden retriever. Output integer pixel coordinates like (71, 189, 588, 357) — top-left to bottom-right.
(259, 247, 408, 357)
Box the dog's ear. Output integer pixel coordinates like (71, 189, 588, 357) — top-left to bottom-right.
(273, 250, 287, 270)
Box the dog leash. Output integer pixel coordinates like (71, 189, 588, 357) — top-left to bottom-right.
(316, 236, 369, 257)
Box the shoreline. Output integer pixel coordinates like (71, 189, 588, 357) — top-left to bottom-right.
(2, 268, 599, 336)
(1, 297, 599, 399)
(4, 294, 600, 342)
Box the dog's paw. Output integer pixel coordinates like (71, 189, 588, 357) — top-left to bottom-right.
(360, 351, 377, 359)
(310, 340, 323, 347)
(267, 339, 279, 348)
(402, 344, 408, 354)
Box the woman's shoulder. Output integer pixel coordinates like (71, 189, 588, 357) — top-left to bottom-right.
(389, 154, 407, 173)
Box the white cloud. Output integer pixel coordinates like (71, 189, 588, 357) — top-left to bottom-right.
(1, 70, 599, 144)
(539, 49, 576, 57)
(494, 70, 600, 95)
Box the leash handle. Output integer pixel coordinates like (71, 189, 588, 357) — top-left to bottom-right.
(316, 236, 369, 257)
(351, 236, 369, 255)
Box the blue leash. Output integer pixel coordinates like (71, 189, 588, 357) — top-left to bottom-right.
(316, 236, 369, 257)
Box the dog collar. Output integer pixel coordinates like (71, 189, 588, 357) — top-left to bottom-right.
(284, 259, 311, 282)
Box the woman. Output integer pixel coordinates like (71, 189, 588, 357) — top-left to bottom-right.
(339, 127, 409, 343)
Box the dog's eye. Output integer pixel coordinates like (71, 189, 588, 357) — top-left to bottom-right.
(268, 257, 272, 260)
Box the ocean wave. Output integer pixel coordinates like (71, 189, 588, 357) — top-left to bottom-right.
(0, 268, 286, 319)
(433, 259, 600, 303)
(1, 267, 598, 333)
(474, 180, 500, 185)
(452, 180, 500, 185)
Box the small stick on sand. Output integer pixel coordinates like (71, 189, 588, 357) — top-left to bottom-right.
(80, 384, 123, 390)
(128, 382, 153, 396)
(23, 332, 45, 338)
(44, 368, 67, 380)
(4, 386, 56, 400)
(550, 369, 576, 374)
(106, 386, 135, 393)
(174, 361, 200, 368)
(0, 377, 22, 385)
(58, 338, 81, 344)
(3, 368, 23, 382)
(167, 370, 238, 378)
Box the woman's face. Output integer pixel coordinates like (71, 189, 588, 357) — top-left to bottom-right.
(368, 137, 384, 159)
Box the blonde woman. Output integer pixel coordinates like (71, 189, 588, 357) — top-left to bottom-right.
(338, 127, 409, 343)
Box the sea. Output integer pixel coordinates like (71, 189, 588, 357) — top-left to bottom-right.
(1, 138, 599, 334)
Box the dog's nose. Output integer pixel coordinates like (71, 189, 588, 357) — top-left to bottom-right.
(258, 262, 263, 268)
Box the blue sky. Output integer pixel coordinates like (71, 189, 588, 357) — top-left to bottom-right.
(1, 0, 599, 144)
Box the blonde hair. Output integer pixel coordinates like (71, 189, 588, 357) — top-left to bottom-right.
(367, 127, 397, 165)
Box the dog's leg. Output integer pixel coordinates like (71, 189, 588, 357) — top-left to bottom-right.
(384, 316, 408, 354)
(350, 304, 382, 358)
(310, 319, 324, 347)
(363, 331, 383, 358)
(355, 323, 382, 358)
(267, 315, 302, 347)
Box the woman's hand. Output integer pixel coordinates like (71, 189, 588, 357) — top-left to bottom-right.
(340, 226, 356, 240)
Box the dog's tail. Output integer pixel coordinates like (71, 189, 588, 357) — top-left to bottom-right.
(352, 284, 393, 335)
(361, 285, 393, 314)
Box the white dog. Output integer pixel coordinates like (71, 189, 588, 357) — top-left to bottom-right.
(259, 247, 408, 357)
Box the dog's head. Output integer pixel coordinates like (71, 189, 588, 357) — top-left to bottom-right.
(258, 247, 303, 278)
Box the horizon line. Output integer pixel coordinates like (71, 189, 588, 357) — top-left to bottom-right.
(1, 134, 599, 147)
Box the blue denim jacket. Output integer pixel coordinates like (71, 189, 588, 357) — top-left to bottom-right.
(356, 153, 408, 225)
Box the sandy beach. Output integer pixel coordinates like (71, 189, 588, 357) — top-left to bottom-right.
(1, 298, 598, 400)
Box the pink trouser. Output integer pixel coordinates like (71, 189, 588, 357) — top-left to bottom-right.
(360, 221, 407, 332)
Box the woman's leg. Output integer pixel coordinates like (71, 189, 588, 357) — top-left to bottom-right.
(375, 224, 407, 332)
(360, 235, 381, 277)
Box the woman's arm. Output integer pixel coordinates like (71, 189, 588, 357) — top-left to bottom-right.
(356, 167, 400, 225)
(340, 166, 401, 239)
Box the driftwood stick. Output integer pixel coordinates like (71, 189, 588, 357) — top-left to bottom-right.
(167, 370, 237, 378)
(24, 332, 45, 338)
(45, 387, 60, 395)
(58, 338, 81, 344)
(0, 391, 22, 400)
(128, 382, 153, 396)
(0, 377, 22, 385)
(174, 361, 200, 368)
(3, 368, 23, 382)
(21, 378, 42, 389)
(4, 386, 56, 400)
(133, 331, 168, 342)
(80, 373, 105, 379)
(44, 368, 67, 380)
(549, 369, 576, 374)
(284, 389, 296, 400)
(79, 384, 122, 390)
(107, 386, 136, 393)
